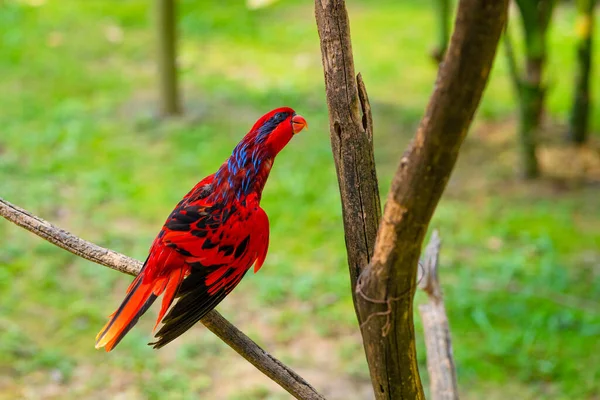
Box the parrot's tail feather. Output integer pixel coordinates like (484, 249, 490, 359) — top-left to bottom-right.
(102, 292, 158, 351)
(154, 267, 186, 331)
(95, 274, 155, 351)
(95, 266, 189, 352)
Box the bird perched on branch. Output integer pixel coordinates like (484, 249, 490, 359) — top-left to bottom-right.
(95, 107, 307, 351)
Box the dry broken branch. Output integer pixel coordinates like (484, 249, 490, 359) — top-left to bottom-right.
(0, 197, 325, 400)
(418, 231, 459, 400)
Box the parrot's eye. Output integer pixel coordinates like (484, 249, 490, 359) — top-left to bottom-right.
(257, 111, 292, 140)
(273, 112, 288, 123)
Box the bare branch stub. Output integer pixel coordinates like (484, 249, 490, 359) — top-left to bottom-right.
(0, 197, 326, 400)
(418, 231, 459, 400)
(418, 229, 443, 301)
(351, 1, 509, 399)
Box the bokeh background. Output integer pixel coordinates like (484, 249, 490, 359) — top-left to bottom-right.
(1, 0, 599, 399)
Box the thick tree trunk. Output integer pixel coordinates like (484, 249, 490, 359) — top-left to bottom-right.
(510, 0, 556, 179)
(316, 1, 508, 399)
(156, 0, 182, 116)
(518, 57, 544, 179)
(568, 0, 595, 144)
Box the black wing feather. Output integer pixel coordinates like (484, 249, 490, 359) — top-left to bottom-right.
(149, 264, 248, 349)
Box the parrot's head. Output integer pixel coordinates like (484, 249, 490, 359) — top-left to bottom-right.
(248, 107, 308, 156)
(220, 107, 308, 198)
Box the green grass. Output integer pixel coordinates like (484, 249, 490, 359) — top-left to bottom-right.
(1, 0, 599, 399)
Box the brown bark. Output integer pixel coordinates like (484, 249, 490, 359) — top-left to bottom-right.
(314, 1, 382, 309)
(418, 231, 459, 400)
(316, 0, 507, 398)
(0, 197, 325, 400)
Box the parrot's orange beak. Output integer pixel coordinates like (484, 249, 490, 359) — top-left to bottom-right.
(291, 115, 308, 134)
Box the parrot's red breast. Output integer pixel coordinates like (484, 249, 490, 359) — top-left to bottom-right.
(95, 107, 307, 351)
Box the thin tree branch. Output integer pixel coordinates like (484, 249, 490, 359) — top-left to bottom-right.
(418, 231, 459, 400)
(0, 197, 326, 400)
(1, 199, 141, 275)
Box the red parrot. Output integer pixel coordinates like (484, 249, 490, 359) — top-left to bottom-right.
(95, 107, 307, 351)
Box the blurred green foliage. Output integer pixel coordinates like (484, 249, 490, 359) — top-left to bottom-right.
(0, 0, 599, 399)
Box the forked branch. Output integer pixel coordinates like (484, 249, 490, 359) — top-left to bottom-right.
(316, 0, 508, 399)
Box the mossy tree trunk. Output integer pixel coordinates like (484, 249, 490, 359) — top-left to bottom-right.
(568, 0, 595, 144)
(518, 57, 545, 178)
(156, 0, 182, 116)
(505, 0, 556, 179)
